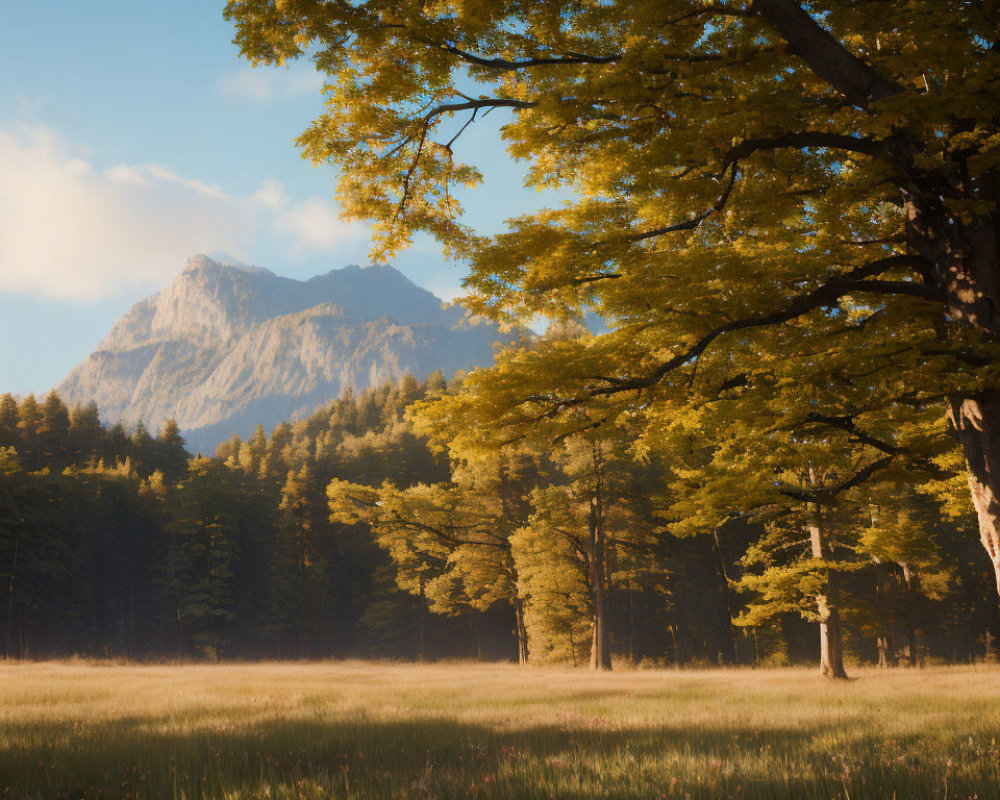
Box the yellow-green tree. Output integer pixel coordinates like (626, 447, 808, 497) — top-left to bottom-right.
(653, 353, 953, 676)
(227, 1, 1000, 599)
(327, 453, 533, 661)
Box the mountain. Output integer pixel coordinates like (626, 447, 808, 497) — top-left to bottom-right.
(58, 255, 516, 454)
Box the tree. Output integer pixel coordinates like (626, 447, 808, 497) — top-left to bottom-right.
(163, 458, 244, 659)
(328, 468, 526, 662)
(226, 0, 1000, 599)
(268, 464, 332, 657)
(156, 419, 190, 484)
(655, 357, 951, 676)
(0, 394, 19, 451)
(68, 401, 102, 464)
(17, 394, 41, 471)
(38, 392, 71, 469)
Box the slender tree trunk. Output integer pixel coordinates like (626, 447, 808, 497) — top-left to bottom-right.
(588, 443, 612, 671)
(6, 532, 19, 659)
(513, 598, 529, 664)
(808, 519, 848, 679)
(627, 587, 637, 665)
(899, 562, 920, 667)
(417, 577, 427, 663)
(711, 530, 738, 663)
(877, 636, 889, 669)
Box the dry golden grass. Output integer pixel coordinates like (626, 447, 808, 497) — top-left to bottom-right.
(1, 661, 999, 798)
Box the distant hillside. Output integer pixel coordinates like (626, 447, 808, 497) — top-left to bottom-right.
(58, 255, 518, 453)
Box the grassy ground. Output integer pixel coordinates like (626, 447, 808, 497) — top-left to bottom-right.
(1, 662, 999, 799)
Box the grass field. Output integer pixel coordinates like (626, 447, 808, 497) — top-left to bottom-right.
(1, 662, 999, 799)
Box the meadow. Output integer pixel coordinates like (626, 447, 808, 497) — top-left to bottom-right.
(1, 661, 999, 799)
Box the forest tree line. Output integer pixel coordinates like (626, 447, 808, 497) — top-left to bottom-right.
(1, 371, 997, 671)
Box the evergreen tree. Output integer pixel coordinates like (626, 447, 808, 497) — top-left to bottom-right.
(68, 401, 102, 464)
(38, 391, 71, 469)
(267, 464, 331, 657)
(163, 459, 242, 659)
(156, 419, 190, 484)
(0, 394, 19, 451)
(17, 394, 41, 471)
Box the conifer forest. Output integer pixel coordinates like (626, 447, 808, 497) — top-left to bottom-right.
(2, 373, 998, 676)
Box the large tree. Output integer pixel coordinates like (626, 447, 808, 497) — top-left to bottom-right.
(226, 2, 1000, 592)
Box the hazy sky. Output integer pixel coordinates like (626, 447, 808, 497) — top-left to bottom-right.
(0, 1, 546, 395)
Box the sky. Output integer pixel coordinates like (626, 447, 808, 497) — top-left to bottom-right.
(0, 1, 548, 396)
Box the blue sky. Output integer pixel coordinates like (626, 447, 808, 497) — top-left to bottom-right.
(0, 1, 546, 395)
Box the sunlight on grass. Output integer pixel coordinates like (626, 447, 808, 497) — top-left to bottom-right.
(1, 662, 999, 798)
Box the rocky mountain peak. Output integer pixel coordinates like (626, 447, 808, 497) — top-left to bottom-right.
(58, 256, 515, 454)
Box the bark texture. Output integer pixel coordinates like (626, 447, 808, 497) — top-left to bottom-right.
(514, 597, 529, 665)
(588, 441, 612, 671)
(809, 520, 848, 679)
(949, 394, 1000, 597)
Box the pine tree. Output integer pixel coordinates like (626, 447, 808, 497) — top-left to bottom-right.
(268, 465, 331, 657)
(38, 392, 71, 468)
(163, 459, 242, 659)
(156, 420, 190, 484)
(0, 394, 19, 451)
(17, 395, 41, 471)
(68, 402, 102, 464)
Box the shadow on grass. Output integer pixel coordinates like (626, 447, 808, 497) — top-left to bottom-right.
(0, 714, 995, 800)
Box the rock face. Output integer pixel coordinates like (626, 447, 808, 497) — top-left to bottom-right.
(58, 255, 512, 453)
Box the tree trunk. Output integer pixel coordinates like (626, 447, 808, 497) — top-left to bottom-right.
(627, 587, 637, 665)
(588, 443, 612, 671)
(417, 577, 427, 663)
(587, 499, 611, 670)
(588, 543, 611, 670)
(513, 597, 529, 664)
(6, 532, 19, 659)
(809, 520, 848, 679)
(899, 562, 920, 667)
(907, 165, 1000, 602)
(948, 393, 1000, 598)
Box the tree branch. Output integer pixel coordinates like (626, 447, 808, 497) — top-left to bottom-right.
(586, 255, 933, 396)
(512, 254, 933, 422)
(752, 0, 904, 109)
(723, 131, 882, 166)
(438, 43, 620, 71)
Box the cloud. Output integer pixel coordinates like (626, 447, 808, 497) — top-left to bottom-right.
(215, 65, 324, 102)
(0, 126, 257, 301)
(252, 178, 287, 210)
(273, 194, 370, 254)
(0, 126, 372, 301)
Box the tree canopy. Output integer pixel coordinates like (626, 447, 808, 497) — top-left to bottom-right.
(226, 0, 1000, 607)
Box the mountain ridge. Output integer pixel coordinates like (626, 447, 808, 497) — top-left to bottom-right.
(58, 255, 514, 453)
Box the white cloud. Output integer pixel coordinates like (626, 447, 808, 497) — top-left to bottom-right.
(0, 126, 372, 302)
(273, 194, 370, 254)
(216, 65, 324, 102)
(144, 164, 229, 200)
(0, 126, 255, 301)
(252, 178, 287, 210)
